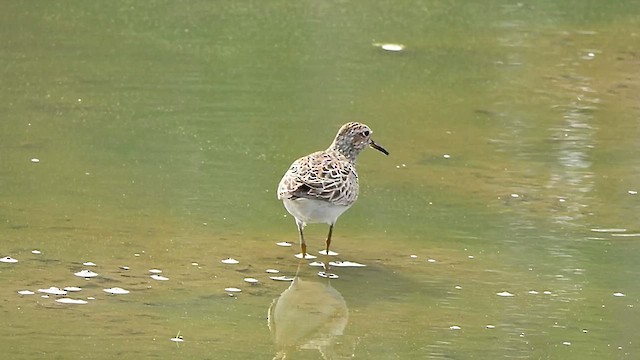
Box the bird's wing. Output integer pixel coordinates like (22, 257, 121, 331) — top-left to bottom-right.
(277, 152, 358, 206)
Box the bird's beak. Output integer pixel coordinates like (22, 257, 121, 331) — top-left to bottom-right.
(370, 140, 389, 155)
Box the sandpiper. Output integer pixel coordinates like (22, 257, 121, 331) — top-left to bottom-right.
(277, 122, 389, 258)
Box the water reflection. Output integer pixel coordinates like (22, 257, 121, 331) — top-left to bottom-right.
(267, 263, 351, 360)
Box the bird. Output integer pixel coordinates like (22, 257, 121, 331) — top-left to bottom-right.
(277, 122, 389, 259)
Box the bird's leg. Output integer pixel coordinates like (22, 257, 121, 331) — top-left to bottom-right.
(323, 224, 334, 271)
(296, 219, 307, 258)
(325, 224, 334, 255)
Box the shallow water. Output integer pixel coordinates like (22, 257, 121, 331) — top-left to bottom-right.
(2, 1, 640, 359)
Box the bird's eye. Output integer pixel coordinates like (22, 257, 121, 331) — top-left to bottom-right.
(362, 130, 370, 136)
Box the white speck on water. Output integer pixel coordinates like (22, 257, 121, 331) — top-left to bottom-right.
(276, 242, 292, 247)
(427, 258, 436, 263)
(270, 275, 294, 282)
(104, 287, 130, 295)
(410, 254, 418, 258)
(449, 325, 461, 330)
(543, 291, 552, 295)
(318, 272, 339, 279)
(87, 296, 95, 300)
(486, 325, 496, 329)
(134, 253, 141, 257)
(74, 270, 98, 278)
(455, 285, 462, 290)
(18, 290, 35, 295)
(41, 295, 50, 298)
(511, 193, 520, 198)
(170, 336, 184, 343)
(265, 269, 280, 274)
(468, 255, 475, 259)
(497, 291, 515, 297)
(38, 287, 67, 295)
(319, 250, 339, 256)
(0, 256, 18, 263)
(562, 341, 571, 346)
(191, 262, 199, 266)
(225, 287, 242, 293)
(31, 158, 40, 163)
(149, 269, 162, 274)
(443, 154, 451, 159)
(56, 298, 88, 305)
(32, 250, 41, 255)
(628, 190, 638, 195)
(528, 290, 539, 295)
(613, 292, 626, 297)
(244, 278, 259, 284)
(309, 261, 325, 267)
(83, 261, 97, 266)
(64, 287, 82, 292)
(221, 258, 239, 264)
(120, 266, 130, 270)
(150, 274, 169, 281)
(329, 261, 367, 267)
(376, 43, 405, 52)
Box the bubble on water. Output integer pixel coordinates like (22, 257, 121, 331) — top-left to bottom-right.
(38, 287, 67, 295)
(221, 258, 239, 264)
(150, 274, 169, 281)
(18, 290, 35, 295)
(0, 256, 18, 263)
(276, 242, 293, 247)
(270, 275, 294, 282)
(497, 291, 515, 297)
(265, 269, 280, 274)
(329, 261, 366, 268)
(56, 298, 88, 305)
(74, 270, 98, 278)
(104, 287, 130, 295)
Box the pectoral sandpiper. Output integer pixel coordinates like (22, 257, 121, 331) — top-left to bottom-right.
(277, 122, 389, 258)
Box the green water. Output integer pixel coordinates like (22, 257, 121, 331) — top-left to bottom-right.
(2, 1, 640, 359)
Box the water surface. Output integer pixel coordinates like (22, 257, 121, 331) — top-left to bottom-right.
(2, 1, 640, 359)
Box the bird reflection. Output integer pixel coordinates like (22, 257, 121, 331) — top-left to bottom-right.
(267, 263, 351, 359)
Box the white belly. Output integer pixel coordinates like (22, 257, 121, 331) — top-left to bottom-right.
(282, 198, 351, 226)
